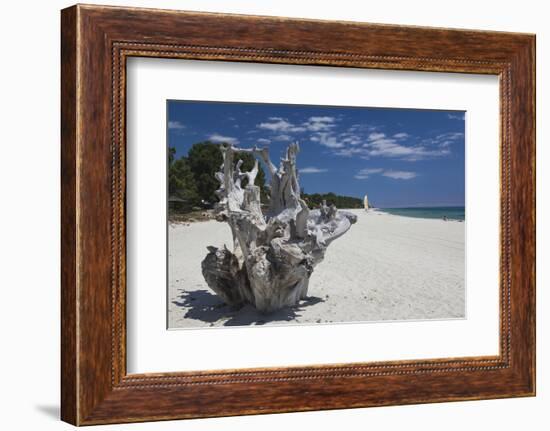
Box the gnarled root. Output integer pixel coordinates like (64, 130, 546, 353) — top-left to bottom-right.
(200, 142, 357, 313)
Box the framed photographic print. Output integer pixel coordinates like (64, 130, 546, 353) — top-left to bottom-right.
(61, 4, 536, 425)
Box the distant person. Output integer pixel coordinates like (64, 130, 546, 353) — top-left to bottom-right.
(443, 215, 448, 221)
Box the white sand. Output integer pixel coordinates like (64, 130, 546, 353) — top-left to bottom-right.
(168, 209, 465, 328)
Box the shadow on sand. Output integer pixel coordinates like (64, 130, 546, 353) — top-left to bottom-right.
(172, 289, 324, 326)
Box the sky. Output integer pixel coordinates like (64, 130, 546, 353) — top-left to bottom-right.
(167, 100, 465, 208)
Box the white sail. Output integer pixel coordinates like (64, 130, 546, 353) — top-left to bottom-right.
(364, 194, 369, 210)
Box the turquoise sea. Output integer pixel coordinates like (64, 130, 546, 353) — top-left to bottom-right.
(379, 206, 465, 221)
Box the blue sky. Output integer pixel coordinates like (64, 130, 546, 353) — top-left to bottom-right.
(167, 100, 465, 208)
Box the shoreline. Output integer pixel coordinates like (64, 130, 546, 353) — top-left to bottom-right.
(373, 209, 465, 222)
(168, 206, 465, 226)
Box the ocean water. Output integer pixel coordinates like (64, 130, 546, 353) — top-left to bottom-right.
(379, 206, 465, 221)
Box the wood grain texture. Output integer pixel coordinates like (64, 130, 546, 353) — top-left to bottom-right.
(60, 4, 536, 425)
(60, 5, 78, 425)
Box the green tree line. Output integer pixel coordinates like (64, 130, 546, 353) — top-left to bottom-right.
(302, 192, 363, 209)
(169, 142, 267, 213)
(169, 141, 364, 214)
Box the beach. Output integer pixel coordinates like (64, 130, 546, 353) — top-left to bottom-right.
(168, 209, 465, 328)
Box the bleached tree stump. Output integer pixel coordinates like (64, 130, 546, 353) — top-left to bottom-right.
(201, 142, 357, 313)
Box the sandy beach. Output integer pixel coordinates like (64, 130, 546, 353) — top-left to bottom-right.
(168, 209, 465, 328)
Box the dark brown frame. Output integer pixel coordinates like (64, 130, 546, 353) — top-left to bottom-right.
(61, 4, 536, 426)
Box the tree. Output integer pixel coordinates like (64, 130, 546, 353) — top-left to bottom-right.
(186, 142, 223, 205)
(302, 192, 362, 209)
(168, 147, 177, 165)
(187, 141, 267, 205)
(168, 148, 199, 211)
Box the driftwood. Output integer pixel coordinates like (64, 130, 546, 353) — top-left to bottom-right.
(201, 142, 357, 313)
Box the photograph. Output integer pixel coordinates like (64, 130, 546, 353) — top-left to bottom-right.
(50, 2, 537, 426)
(167, 100, 466, 329)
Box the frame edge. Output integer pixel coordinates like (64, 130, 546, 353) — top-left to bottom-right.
(61, 4, 537, 424)
(61, 4, 79, 426)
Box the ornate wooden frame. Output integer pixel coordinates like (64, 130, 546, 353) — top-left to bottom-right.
(61, 4, 536, 425)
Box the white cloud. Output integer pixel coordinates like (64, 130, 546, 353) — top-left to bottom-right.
(333, 147, 365, 157)
(257, 117, 306, 132)
(274, 109, 465, 166)
(349, 123, 379, 133)
(340, 134, 362, 146)
(326, 127, 455, 161)
(368, 132, 386, 141)
(257, 115, 459, 163)
(168, 121, 185, 130)
(354, 168, 416, 180)
(257, 115, 338, 136)
(300, 167, 328, 174)
(273, 134, 293, 142)
(207, 133, 239, 145)
(447, 113, 465, 121)
(308, 116, 335, 123)
(363, 135, 451, 161)
(437, 132, 464, 141)
(382, 170, 417, 180)
(303, 116, 336, 131)
(310, 133, 343, 148)
(421, 132, 464, 151)
(354, 168, 383, 179)
(256, 138, 271, 145)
